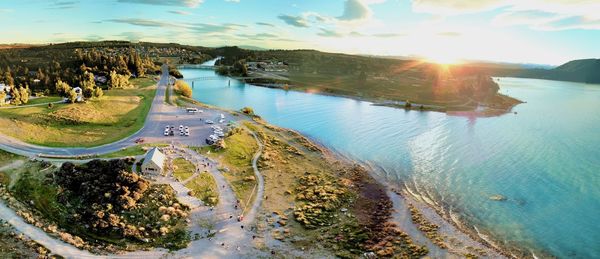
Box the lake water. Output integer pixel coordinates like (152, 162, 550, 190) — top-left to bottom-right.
(181, 65, 600, 258)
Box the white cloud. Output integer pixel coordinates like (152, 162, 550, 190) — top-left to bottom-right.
(337, 0, 372, 21)
(117, 0, 203, 8)
(411, 0, 600, 30)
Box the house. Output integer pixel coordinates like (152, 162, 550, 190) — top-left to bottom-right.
(141, 147, 165, 175)
(72, 87, 84, 102)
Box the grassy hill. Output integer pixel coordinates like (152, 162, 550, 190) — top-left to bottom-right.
(490, 59, 600, 84)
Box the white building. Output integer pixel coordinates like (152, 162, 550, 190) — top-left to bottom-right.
(141, 147, 165, 175)
(72, 87, 84, 102)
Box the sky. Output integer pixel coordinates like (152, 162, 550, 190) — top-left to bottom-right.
(1, 0, 599, 65)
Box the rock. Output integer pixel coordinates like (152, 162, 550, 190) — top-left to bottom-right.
(489, 194, 507, 201)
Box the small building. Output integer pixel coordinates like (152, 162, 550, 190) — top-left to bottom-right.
(141, 147, 165, 175)
(72, 87, 84, 102)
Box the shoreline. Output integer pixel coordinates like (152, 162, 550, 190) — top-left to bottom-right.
(293, 134, 513, 258)
(239, 78, 524, 118)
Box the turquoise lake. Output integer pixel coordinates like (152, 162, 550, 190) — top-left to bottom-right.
(181, 65, 600, 258)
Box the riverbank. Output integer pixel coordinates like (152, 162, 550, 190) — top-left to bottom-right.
(234, 76, 523, 117)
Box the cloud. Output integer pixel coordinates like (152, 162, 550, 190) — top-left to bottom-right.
(107, 18, 174, 28)
(169, 10, 191, 15)
(0, 9, 14, 13)
(316, 28, 365, 38)
(412, 0, 600, 30)
(47, 1, 79, 10)
(106, 18, 243, 35)
(317, 28, 345, 38)
(411, 0, 507, 15)
(115, 31, 146, 42)
(337, 0, 372, 21)
(256, 22, 275, 27)
(277, 14, 309, 27)
(117, 0, 203, 8)
(85, 34, 104, 41)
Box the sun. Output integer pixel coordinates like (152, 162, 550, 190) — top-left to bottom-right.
(425, 53, 463, 65)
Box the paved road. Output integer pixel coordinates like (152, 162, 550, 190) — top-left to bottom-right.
(0, 64, 236, 157)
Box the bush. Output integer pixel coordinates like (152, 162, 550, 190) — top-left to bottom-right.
(174, 80, 192, 98)
(241, 107, 254, 115)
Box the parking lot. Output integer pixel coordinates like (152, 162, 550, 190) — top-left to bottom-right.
(140, 104, 236, 147)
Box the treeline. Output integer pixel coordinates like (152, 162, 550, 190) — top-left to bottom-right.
(0, 41, 217, 105)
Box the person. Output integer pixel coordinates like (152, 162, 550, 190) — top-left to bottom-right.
(252, 235, 256, 239)
(241, 225, 244, 229)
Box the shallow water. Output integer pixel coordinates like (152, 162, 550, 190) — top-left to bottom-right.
(181, 66, 600, 258)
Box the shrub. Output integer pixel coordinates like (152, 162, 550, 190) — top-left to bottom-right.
(241, 107, 254, 115)
(174, 80, 192, 98)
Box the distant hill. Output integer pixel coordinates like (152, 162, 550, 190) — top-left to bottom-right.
(508, 59, 600, 84)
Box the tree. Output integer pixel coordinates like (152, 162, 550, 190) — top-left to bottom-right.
(55, 80, 72, 96)
(93, 87, 104, 98)
(109, 70, 118, 89)
(174, 80, 192, 98)
(81, 71, 96, 98)
(233, 60, 248, 76)
(10, 87, 21, 105)
(0, 90, 6, 105)
(3, 72, 13, 86)
(19, 85, 30, 104)
(66, 89, 78, 103)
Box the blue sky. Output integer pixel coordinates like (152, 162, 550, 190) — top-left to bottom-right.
(1, 0, 599, 65)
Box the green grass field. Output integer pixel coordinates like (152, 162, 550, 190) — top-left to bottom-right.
(0, 77, 157, 147)
(192, 128, 258, 210)
(185, 172, 219, 206)
(25, 96, 63, 105)
(172, 158, 195, 182)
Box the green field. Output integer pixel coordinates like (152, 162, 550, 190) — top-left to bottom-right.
(0, 78, 157, 147)
(192, 127, 258, 210)
(185, 172, 219, 206)
(173, 158, 195, 182)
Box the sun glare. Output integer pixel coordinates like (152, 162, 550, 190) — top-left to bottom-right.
(425, 54, 463, 65)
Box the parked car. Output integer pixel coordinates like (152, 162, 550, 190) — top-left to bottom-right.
(206, 120, 214, 124)
(164, 130, 169, 136)
(169, 130, 174, 136)
(179, 125, 184, 131)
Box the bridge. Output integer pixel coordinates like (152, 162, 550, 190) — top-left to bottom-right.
(178, 64, 216, 70)
(185, 76, 267, 81)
